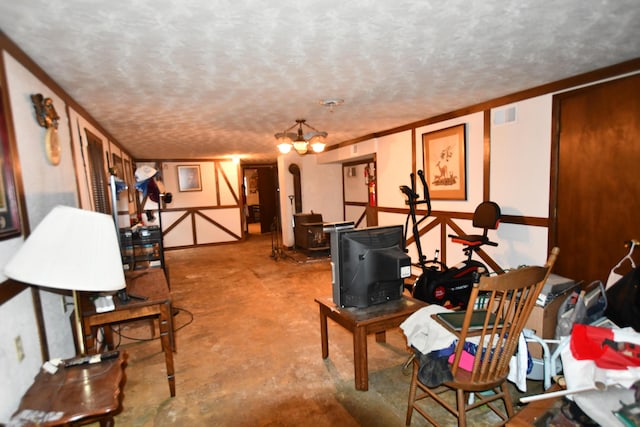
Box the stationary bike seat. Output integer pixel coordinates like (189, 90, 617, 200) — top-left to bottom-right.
(449, 201, 501, 247)
(449, 234, 493, 247)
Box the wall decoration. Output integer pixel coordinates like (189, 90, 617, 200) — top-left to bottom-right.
(30, 93, 61, 166)
(177, 165, 202, 192)
(111, 153, 123, 178)
(0, 91, 22, 239)
(423, 124, 467, 200)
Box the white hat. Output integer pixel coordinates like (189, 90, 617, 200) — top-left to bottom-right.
(135, 165, 157, 182)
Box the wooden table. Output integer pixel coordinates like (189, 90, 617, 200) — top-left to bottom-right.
(10, 352, 125, 426)
(81, 268, 176, 397)
(315, 295, 427, 391)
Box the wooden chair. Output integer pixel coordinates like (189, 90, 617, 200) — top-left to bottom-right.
(406, 247, 559, 426)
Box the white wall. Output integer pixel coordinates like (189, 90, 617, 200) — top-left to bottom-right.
(490, 96, 553, 268)
(343, 162, 369, 226)
(278, 152, 342, 247)
(343, 164, 368, 203)
(159, 160, 242, 247)
(376, 131, 413, 210)
(490, 97, 552, 218)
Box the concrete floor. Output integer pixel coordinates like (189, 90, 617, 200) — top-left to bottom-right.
(106, 231, 542, 426)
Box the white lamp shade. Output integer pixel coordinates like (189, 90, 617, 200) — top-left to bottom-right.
(4, 205, 125, 292)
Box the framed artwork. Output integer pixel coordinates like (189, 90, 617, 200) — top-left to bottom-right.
(0, 91, 22, 239)
(177, 165, 202, 192)
(423, 124, 467, 200)
(111, 153, 123, 178)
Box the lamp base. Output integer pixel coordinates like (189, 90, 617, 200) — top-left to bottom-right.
(73, 290, 86, 355)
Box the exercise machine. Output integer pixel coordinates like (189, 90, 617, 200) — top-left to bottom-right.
(401, 170, 501, 307)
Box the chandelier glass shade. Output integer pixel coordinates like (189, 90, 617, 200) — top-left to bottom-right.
(275, 119, 327, 155)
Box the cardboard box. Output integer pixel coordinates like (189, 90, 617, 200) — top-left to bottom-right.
(525, 290, 574, 358)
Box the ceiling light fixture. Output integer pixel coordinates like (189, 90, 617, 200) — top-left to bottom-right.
(275, 119, 327, 155)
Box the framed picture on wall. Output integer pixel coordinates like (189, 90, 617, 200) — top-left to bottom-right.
(177, 165, 202, 192)
(0, 90, 22, 239)
(111, 153, 123, 178)
(423, 124, 467, 200)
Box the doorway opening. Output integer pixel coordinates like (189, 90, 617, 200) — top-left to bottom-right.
(242, 164, 280, 236)
(342, 157, 377, 228)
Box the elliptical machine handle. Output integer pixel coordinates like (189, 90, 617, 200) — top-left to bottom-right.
(399, 185, 418, 201)
(417, 170, 431, 216)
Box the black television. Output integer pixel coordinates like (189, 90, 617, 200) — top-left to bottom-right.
(325, 223, 412, 308)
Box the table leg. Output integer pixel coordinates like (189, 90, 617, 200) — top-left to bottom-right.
(353, 325, 368, 391)
(319, 305, 329, 359)
(103, 326, 115, 350)
(168, 302, 176, 352)
(159, 302, 176, 397)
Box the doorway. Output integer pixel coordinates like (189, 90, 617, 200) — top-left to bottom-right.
(551, 74, 640, 283)
(342, 158, 377, 228)
(242, 164, 279, 235)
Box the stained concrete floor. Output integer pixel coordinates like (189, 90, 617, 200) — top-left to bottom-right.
(106, 231, 542, 426)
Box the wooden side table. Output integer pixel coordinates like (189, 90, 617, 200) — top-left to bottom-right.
(315, 295, 427, 391)
(81, 268, 176, 397)
(10, 352, 126, 426)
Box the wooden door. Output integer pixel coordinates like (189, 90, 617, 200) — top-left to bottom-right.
(258, 166, 279, 234)
(551, 74, 640, 284)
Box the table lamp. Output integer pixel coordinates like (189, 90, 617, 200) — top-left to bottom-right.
(4, 205, 125, 355)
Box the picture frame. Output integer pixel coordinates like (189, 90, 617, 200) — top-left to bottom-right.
(0, 91, 22, 240)
(423, 124, 467, 200)
(177, 165, 202, 192)
(111, 153, 123, 178)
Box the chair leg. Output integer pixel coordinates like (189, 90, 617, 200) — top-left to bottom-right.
(456, 388, 466, 427)
(501, 382, 515, 419)
(406, 360, 419, 426)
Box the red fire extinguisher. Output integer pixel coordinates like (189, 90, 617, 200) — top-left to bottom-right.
(364, 164, 376, 207)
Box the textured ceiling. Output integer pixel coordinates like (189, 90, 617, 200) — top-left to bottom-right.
(1, 1, 639, 162)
